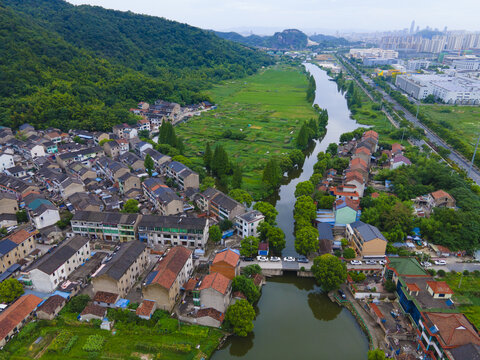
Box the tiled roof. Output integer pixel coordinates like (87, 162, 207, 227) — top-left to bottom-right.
(430, 190, 454, 201)
(196, 307, 224, 322)
(0, 294, 43, 340)
(406, 283, 421, 292)
(81, 303, 106, 318)
(148, 246, 192, 290)
(37, 295, 66, 315)
(138, 215, 206, 231)
(363, 130, 379, 139)
(93, 291, 119, 304)
(136, 300, 156, 317)
(199, 272, 231, 295)
(386, 257, 427, 277)
(350, 221, 386, 242)
(6, 228, 37, 245)
(425, 312, 480, 347)
(183, 278, 198, 291)
(369, 303, 385, 319)
(350, 157, 367, 168)
(427, 281, 454, 295)
(212, 249, 240, 268)
(96, 241, 147, 281)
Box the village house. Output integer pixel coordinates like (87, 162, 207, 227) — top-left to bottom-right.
(56, 146, 104, 169)
(93, 291, 120, 308)
(22, 142, 46, 160)
(26, 236, 90, 292)
(142, 148, 171, 170)
(71, 211, 138, 242)
(24, 196, 60, 230)
(235, 210, 265, 238)
(142, 246, 193, 311)
(136, 299, 157, 320)
(429, 189, 456, 208)
(67, 162, 96, 181)
(119, 151, 145, 172)
(96, 156, 130, 182)
(0, 213, 17, 229)
(351, 146, 371, 165)
(135, 141, 153, 156)
(0, 151, 14, 171)
(0, 192, 19, 214)
(348, 157, 369, 180)
(68, 192, 103, 212)
(334, 197, 360, 226)
(0, 174, 39, 199)
(346, 221, 387, 258)
(0, 294, 43, 347)
(4, 165, 27, 179)
(137, 215, 209, 249)
(197, 188, 246, 221)
(92, 241, 148, 297)
(117, 173, 141, 196)
(210, 249, 240, 280)
(197, 272, 232, 313)
(391, 154, 412, 169)
(36, 295, 67, 320)
(59, 177, 85, 200)
(142, 177, 183, 215)
(318, 222, 336, 254)
(103, 140, 121, 158)
(195, 308, 225, 328)
(0, 127, 14, 144)
(165, 161, 200, 190)
(79, 303, 107, 322)
(344, 170, 365, 197)
(0, 228, 38, 273)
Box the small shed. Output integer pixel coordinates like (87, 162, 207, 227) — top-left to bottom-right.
(258, 242, 269, 256)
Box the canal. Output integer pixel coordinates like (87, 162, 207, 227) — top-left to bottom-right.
(212, 64, 368, 359)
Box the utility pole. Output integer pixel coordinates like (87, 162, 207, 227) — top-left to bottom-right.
(401, 127, 406, 142)
(416, 103, 420, 121)
(468, 133, 480, 177)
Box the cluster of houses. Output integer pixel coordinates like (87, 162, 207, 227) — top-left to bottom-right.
(377, 257, 480, 360)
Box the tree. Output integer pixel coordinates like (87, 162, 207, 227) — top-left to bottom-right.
(294, 181, 314, 198)
(138, 129, 150, 139)
(368, 349, 386, 360)
(232, 276, 260, 303)
(326, 143, 338, 156)
(229, 189, 253, 207)
(253, 202, 278, 225)
(122, 199, 139, 213)
(294, 195, 316, 224)
(240, 236, 259, 257)
(211, 144, 229, 179)
(318, 195, 335, 209)
(144, 154, 154, 176)
(349, 271, 366, 282)
(203, 142, 212, 172)
(296, 123, 309, 150)
(242, 264, 262, 276)
(232, 164, 243, 189)
(225, 299, 255, 337)
(172, 155, 192, 167)
(311, 254, 347, 291)
(309, 173, 323, 186)
(343, 247, 356, 259)
(384, 279, 396, 292)
(295, 225, 319, 255)
(209, 225, 222, 243)
(0, 279, 24, 303)
(219, 219, 233, 231)
(16, 210, 28, 223)
(289, 149, 305, 166)
(63, 295, 90, 314)
(266, 226, 286, 253)
(200, 176, 215, 192)
(262, 158, 282, 189)
(56, 211, 73, 229)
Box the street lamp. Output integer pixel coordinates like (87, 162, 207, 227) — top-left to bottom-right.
(468, 133, 480, 178)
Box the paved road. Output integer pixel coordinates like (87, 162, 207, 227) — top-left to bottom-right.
(339, 55, 480, 185)
(239, 259, 312, 271)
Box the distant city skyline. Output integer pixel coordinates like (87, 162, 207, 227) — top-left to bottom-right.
(66, 0, 480, 35)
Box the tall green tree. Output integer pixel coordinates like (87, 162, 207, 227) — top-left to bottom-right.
(0, 279, 24, 303)
(295, 225, 319, 255)
(225, 299, 255, 337)
(296, 123, 309, 150)
(240, 236, 259, 257)
(294, 195, 317, 225)
(122, 199, 139, 213)
(144, 154, 154, 176)
(311, 254, 347, 291)
(262, 158, 282, 189)
(200, 176, 215, 192)
(209, 225, 222, 243)
(266, 226, 286, 253)
(368, 349, 386, 360)
(253, 202, 278, 225)
(232, 164, 243, 189)
(203, 142, 212, 172)
(232, 276, 260, 303)
(229, 189, 253, 207)
(211, 144, 229, 179)
(294, 181, 314, 198)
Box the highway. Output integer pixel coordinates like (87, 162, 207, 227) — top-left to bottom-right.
(339, 55, 480, 185)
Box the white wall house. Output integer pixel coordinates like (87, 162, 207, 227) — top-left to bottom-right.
(27, 236, 90, 292)
(31, 205, 61, 230)
(0, 153, 14, 171)
(235, 210, 264, 238)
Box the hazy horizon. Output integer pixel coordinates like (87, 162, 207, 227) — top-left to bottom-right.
(66, 0, 480, 34)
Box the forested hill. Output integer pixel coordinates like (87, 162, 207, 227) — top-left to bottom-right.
(0, 0, 272, 131)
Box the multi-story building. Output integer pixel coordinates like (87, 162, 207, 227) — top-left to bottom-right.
(95, 156, 130, 182)
(406, 60, 431, 71)
(142, 148, 171, 170)
(71, 211, 138, 242)
(0, 152, 14, 172)
(210, 248, 240, 280)
(197, 188, 246, 221)
(0, 174, 39, 199)
(92, 241, 148, 297)
(0, 228, 37, 272)
(26, 236, 90, 292)
(349, 48, 398, 59)
(0, 192, 18, 214)
(142, 178, 183, 215)
(164, 161, 199, 190)
(137, 215, 209, 249)
(235, 210, 264, 238)
(56, 146, 104, 169)
(142, 246, 193, 311)
(197, 272, 232, 313)
(346, 221, 387, 258)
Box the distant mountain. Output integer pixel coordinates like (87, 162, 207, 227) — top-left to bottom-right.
(0, 0, 272, 131)
(215, 29, 350, 50)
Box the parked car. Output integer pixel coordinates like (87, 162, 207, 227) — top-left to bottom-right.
(365, 260, 377, 265)
(270, 256, 281, 262)
(338, 289, 346, 299)
(297, 256, 309, 263)
(378, 260, 386, 266)
(434, 260, 447, 266)
(257, 256, 268, 262)
(243, 257, 254, 262)
(283, 256, 296, 262)
(422, 261, 432, 267)
(350, 260, 362, 265)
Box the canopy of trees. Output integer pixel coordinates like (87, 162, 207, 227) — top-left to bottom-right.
(0, 279, 24, 303)
(225, 299, 255, 337)
(311, 254, 347, 292)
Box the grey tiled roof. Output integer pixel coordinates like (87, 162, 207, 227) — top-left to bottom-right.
(96, 241, 146, 281)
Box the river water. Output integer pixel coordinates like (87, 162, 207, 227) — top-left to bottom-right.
(212, 64, 367, 359)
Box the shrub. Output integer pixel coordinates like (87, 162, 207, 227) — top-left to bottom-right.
(48, 330, 73, 353)
(427, 269, 437, 276)
(451, 270, 457, 275)
(63, 336, 79, 354)
(343, 247, 356, 259)
(437, 269, 446, 277)
(463, 270, 470, 276)
(82, 335, 105, 352)
(474, 270, 480, 277)
(384, 279, 396, 292)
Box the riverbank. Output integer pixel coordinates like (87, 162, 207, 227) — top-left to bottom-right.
(175, 64, 318, 199)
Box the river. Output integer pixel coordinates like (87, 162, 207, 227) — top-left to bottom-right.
(212, 64, 368, 359)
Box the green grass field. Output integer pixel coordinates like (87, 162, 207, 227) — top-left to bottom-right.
(3, 314, 223, 360)
(176, 65, 318, 198)
(421, 105, 480, 151)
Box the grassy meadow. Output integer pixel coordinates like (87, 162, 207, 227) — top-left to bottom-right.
(176, 64, 318, 197)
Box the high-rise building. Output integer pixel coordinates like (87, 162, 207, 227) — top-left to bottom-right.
(410, 20, 415, 34)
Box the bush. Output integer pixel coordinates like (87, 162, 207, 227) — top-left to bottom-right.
(427, 269, 437, 276)
(343, 247, 356, 259)
(48, 330, 73, 353)
(463, 270, 470, 276)
(437, 269, 446, 277)
(63, 335, 79, 354)
(384, 279, 396, 292)
(82, 335, 105, 352)
(349, 271, 366, 283)
(474, 270, 480, 277)
(242, 264, 262, 276)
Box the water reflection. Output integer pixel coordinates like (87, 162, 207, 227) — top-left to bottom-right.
(227, 332, 255, 357)
(307, 291, 342, 322)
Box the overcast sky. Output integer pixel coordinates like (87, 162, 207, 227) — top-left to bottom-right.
(66, 0, 480, 34)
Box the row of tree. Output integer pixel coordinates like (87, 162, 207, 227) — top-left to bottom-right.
(295, 108, 329, 150)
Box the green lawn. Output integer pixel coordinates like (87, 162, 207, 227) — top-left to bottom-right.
(421, 105, 480, 152)
(176, 64, 318, 198)
(2, 313, 223, 360)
